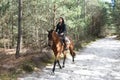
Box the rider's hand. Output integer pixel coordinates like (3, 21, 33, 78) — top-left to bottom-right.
(60, 33, 64, 35)
(56, 32, 58, 34)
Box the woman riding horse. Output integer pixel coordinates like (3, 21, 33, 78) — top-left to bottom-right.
(55, 17, 67, 50)
(47, 17, 75, 73)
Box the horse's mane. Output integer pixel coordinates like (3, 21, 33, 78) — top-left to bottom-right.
(52, 30, 60, 42)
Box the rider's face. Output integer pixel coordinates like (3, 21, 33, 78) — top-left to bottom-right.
(59, 18, 62, 23)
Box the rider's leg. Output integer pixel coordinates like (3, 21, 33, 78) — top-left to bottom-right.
(63, 36, 67, 50)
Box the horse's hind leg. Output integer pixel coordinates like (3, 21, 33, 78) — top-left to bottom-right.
(72, 52, 75, 62)
(72, 51, 75, 62)
(69, 47, 75, 62)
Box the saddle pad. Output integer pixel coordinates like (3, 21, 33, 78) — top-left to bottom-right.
(65, 37, 70, 44)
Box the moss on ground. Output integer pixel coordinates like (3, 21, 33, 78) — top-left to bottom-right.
(0, 50, 54, 80)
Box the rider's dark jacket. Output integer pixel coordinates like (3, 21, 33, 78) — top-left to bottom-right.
(55, 22, 66, 35)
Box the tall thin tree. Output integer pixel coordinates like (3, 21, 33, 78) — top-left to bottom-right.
(53, 3, 56, 29)
(15, 0, 22, 58)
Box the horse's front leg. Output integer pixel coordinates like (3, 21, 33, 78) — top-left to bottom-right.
(52, 53, 62, 72)
(57, 53, 62, 69)
(52, 60, 57, 73)
(53, 60, 62, 73)
(63, 52, 66, 68)
(57, 60, 62, 69)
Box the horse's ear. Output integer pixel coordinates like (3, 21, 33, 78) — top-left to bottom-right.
(47, 30, 49, 33)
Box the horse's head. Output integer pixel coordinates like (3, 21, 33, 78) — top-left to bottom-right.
(47, 29, 54, 47)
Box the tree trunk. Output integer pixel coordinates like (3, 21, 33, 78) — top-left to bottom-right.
(11, 15, 14, 48)
(15, 0, 22, 58)
(1, 26, 3, 38)
(53, 4, 56, 29)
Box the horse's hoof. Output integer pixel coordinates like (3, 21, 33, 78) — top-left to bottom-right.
(52, 68, 55, 73)
(62, 65, 65, 68)
(72, 59, 75, 63)
(72, 61, 75, 64)
(60, 66, 62, 69)
(50, 71, 55, 75)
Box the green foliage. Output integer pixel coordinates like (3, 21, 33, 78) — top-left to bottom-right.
(22, 61, 35, 73)
(0, 0, 112, 49)
(111, 0, 120, 36)
(22, 64, 34, 72)
(0, 74, 17, 80)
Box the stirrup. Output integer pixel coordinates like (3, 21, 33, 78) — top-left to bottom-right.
(64, 44, 68, 50)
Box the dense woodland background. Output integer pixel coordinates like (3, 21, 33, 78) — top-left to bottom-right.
(0, 0, 119, 54)
(0, 0, 120, 79)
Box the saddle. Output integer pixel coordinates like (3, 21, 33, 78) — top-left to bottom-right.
(65, 37, 70, 44)
(59, 36, 70, 45)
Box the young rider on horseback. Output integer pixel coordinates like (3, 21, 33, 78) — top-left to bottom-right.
(55, 17, 67, 50)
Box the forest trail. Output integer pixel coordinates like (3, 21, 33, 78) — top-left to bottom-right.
(18, 36, 120, 80)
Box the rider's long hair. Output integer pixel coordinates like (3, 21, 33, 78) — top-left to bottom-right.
(60, 17, 64, 24)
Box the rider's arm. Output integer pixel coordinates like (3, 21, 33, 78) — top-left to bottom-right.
(55, 24, 59, 32)
(60, 24, 66, 35)
(63, 24, 67, 34)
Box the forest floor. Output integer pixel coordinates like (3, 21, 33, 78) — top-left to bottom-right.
(18, 36, 120, 80)
(0, 47, 54, 80)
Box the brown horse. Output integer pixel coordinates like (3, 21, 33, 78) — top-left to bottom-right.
(47, 29, 75, 72)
